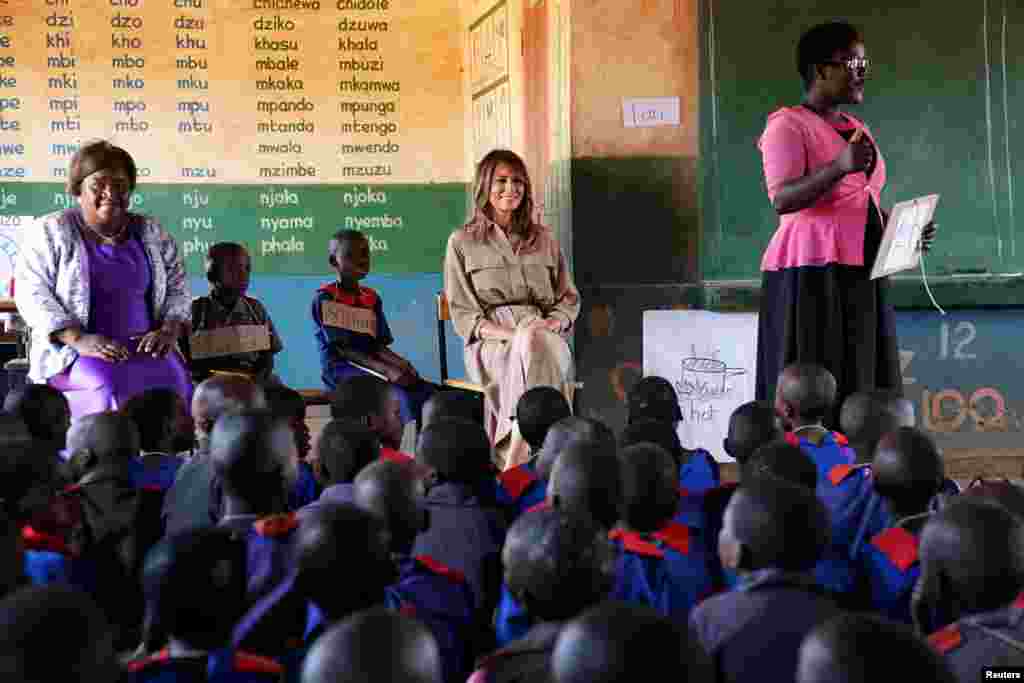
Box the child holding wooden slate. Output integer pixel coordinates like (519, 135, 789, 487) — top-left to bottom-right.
(183, 242, 283, 384)
(312, 229, 433, 427)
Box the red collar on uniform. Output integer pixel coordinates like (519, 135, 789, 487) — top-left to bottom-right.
(21, 526, 71, 556)
(498, 465, 539, 500)
(609, 521, 690, 558)
(928, 624, 963, 654)
(828, 463, 870, 486)
(253, 513, 299, 538)
(871, 527, 920, 572)
(319, 282, 378, 307)
(414, 555, 466, 584)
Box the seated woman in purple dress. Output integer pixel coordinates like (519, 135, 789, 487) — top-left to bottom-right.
(14, 140, 193, 418)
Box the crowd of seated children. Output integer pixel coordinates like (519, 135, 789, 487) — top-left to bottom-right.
(312, 229, 433, 429)
(6, 360, 1024, 683)
(183, 242, 284, 385)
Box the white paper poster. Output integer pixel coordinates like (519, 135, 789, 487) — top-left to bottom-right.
(643, 310, 759, 462)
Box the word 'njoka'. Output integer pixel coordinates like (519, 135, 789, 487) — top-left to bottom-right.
(190, 324, 272, 359)
(321, 300, 377, 337)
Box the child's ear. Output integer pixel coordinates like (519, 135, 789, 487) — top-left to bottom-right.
(723, 438, 734, 459)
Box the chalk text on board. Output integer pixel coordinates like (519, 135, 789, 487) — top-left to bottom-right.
(256, 75, 303, 91)
(45, 12, 73, 27)
(257, 162, 318, 178)
(339, 120, 397, 136)
(254, 37, 296, 51)
(178, 119, 212, 134)
(0, 168, 25, 178)
(257, 97, 313, 114)
(256, 57, 299, 71)
(176, 33, 206, 49)
(339, 141, 399, 155)
(336, 0, 387, 8)
(260, 235, 305, 256)
(342, 187, 386, 208)
(49, 143, 78, 156)
(259, 189, 299, 209)
(50, 116, 80, 133)
(113, 75, 145, 89)
(182, 190, 209, 208)
(253, 0, 320, 10)
(111, 34, 141, 49)
(48, 53, 75, 67)
(341, 164, 391, 178)
(184, 238, 212, 258)
(337, 57, 384, 72)
(47, 72, 76, 89)
(0, 191, 16, 210)
(181, 167, 217, 178)
(338, 100, 395, 116)
(178, 75, 208, 90)
(174, 0, 203, 8)
(0, 144, 24, 157)
(337, 37, 377, 51)
(110, 12, 141, 28)
(256, 141, 303, 154)
(338, 76, 398, 93)
(112, 54, 145, 68)
(182, 216, 214, 232)
(253, 15, 294, 30)
(175, 15, 206, 30)
(256, 119, 314, 134)
(176, 56, 207, 70)
(259, 216, 314, 231)
(46, 32, 70, 48)
(336, 18, 387, 31)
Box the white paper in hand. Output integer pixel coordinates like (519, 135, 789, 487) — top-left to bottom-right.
(871, 194, 940, 280)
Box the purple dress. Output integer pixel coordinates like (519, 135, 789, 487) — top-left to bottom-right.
(48, 218, 192, 418)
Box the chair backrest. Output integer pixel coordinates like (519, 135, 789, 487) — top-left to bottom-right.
(436, 292, 450, 383)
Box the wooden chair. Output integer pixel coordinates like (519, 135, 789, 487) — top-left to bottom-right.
(436, 292, 486, 394)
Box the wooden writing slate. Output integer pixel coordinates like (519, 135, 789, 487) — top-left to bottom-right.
(321, 301, 378, 337)
(190, 324, 271, 360)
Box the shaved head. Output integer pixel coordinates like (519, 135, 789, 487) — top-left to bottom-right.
(618, 443, 679, 532)
(211, 411, 296, 514)
(744, 441, 818, 490)
(918, 498, 1024, 623)
(725, 401, 782, 465)
(798, 614, 955, 683)
(840, 391, 915, 463)
(872, 427, 943, 516)
(535, 417, 615, 482)
(553, 601, 708, 683)
(549, 441, 622, 531)
(777, 364, 837, 425)
(353, 460, 425, 556)
(67, 411, 140, 466)
(302, 607, 441, 683)
(192, 376, 266, 450)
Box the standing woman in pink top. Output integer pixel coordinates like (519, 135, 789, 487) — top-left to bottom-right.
(755, 21, 934, 424)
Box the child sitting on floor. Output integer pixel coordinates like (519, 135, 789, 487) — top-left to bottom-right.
(774, 363, 855, 481)
(185, 242, 283, 385)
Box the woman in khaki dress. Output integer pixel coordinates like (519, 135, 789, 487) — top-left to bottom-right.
(443, 150, 580, 469)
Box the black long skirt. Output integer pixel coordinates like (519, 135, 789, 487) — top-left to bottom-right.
(754, 210, 903, 428)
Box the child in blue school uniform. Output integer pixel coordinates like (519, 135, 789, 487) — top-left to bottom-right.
(690, 476, 840, 683)
(129, 527, 284, 683)
(610, 442, 717, 620)
(854, 427, 944, 624)
(120, 388, 191, 492)
(774, 364, 855, 484)
(494, 386, 571, 517)
(626, 376, 720, 494)
(312, 229, 433, 428)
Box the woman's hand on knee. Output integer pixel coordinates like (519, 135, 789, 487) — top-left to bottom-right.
(135, 328, 178, 358)
(70, 333, 130, 363)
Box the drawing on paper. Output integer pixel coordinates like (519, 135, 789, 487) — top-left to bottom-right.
(675, 346, 748, 403)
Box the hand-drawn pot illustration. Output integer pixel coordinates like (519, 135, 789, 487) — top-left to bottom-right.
(676, 357, 747, 401)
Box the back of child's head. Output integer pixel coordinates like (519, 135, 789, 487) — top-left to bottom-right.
(0, 438, 62, 528)
(0, 584, 119, 683)
(871, 427, 943, 514)
(192, 375, 267, 443)
(204, 241, 247, 284)
(314, 418, 380, 487)
(262, 383, 311, 458)
(416, 418, 493, 486)
(918, 497, 1024, 620)
(296, 504, 395, 622)
(211, 410, 296, 513)
(549, 441, 622, 531)
(536, 416, 616, 482)
(503, 509, 615, 622)
(723, 475, 829, 572)
(120, 388, 189, 453)
(725, 400, 782, 465)
(553, 601, 708, 683)
(840, 390, 915, 461)
(798, 613, 956, 683)
(147, 527, 247, 650)
(776, 363, 837, 424)
(353, 459, 425, 556)
(421, 391, 483, 430)
(617, 443, 679, 532)
(618, 418, 686, 468)
(3, 384, 70, 447)
(516, 386, 571, 452)
(302, 607, 442, 683)
(331, 375, 402, 448)
(626, 376, 683, 425)
(744, 441, 818, 491)
(67, 411, 140, 467)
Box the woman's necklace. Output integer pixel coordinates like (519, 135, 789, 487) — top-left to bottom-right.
(85, 221, 128, 245)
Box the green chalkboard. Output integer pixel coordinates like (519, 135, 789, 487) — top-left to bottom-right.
(0, 182, 468, 275)
(700, 0, 1024, 283)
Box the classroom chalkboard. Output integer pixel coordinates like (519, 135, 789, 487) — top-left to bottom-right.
(700, 0, 1024, 283)
(0, 0, 470, 275)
